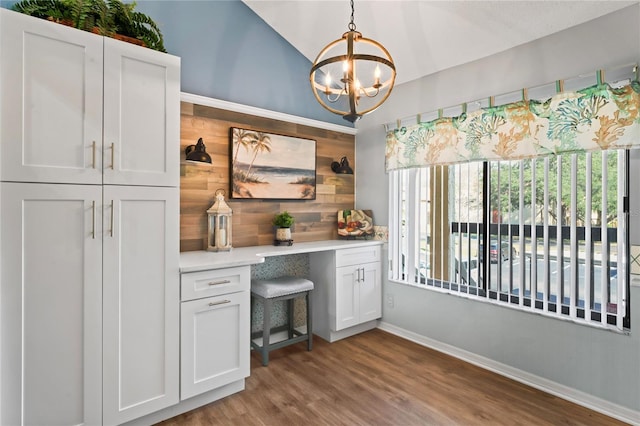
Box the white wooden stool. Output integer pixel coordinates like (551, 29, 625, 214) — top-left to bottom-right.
(250, 276, 314, 366)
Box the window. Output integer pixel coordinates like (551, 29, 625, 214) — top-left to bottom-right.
(389, 150, 630, 330)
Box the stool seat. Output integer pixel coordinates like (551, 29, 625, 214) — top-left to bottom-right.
(251, 276, 314, 299)
(251, 276, 314, 366)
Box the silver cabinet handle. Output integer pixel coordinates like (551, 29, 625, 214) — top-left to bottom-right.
(208, 300, 231, 307)
(109, 200, 114, 237)
(91, 141, 96, 169)
(91, 200, 96, 239)
(110, 143, 115, 169)
(208, 280, 231, 286)
(356, 268, 361, 283)
(361, 268, 365, 282)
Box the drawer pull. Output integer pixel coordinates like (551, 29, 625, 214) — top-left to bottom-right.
(208, 279, 231, 286)
(208, 300, 231, 307)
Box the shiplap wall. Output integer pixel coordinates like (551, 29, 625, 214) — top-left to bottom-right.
(180, 102, 356, 251)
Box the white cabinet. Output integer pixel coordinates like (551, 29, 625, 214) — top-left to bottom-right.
(0, 9, 180, 426)
(103, 37, 180, 187)
(0, 182, 103, 426)
(0, 184, 179, 425)
(102, 186, 179, 424)
(335, 261, 382, 331)
(310, 245, 382, 342)
(0, 8, 103, 185)
(180, 267, 250, 401)
(0, 8, 179, 187)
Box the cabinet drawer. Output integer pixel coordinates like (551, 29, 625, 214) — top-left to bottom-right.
(335, 246, 381, 268)
(181, 266, 250, 301)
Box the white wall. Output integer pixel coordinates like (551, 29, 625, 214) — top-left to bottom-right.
(355, 4, 640, 420)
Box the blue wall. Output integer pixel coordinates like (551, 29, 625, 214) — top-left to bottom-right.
(1, 0, 350, 127)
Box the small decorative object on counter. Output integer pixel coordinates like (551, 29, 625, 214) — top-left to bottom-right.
(273, 211, 294, 246)
(337, 209, 374, 239)
(207, 189, 232, 251)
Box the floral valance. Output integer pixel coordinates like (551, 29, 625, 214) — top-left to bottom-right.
(385, 81, 640, 171)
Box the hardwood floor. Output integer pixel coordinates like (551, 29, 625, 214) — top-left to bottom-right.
(158, 329, 624, 425)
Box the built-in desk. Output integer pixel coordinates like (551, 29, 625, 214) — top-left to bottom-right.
(180, 239, 384, 343)
(174, 240, 383, 422)
(179, 239, 384, 271)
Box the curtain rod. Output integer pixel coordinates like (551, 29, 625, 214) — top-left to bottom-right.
(384, 62, 639, 132)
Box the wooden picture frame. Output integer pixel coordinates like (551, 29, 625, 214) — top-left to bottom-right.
(230, 127, 317, 200)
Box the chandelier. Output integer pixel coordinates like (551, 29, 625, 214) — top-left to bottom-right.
(309, 0, 396, 123)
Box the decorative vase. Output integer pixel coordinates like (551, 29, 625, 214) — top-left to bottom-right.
(276, 227, 291, 241)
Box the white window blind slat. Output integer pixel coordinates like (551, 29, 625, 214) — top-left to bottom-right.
(570, 155, 578, 319)
(601, 150, 609, 326)
(585, 153, 593, 320)
(531, 159, 538, 311)
(616, 149, 625, 329)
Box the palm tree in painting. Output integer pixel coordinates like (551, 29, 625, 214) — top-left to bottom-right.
(232, 128, 258, 166)
(246, 132, 272, 175)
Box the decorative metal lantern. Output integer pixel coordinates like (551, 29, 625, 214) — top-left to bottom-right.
(207, 189, 232, 252)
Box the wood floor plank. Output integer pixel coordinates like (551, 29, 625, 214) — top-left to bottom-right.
(157, 329, 624, 426)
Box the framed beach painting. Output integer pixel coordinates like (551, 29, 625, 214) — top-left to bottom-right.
(230, 127, 317, 200)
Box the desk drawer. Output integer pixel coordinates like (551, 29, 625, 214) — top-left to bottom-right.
(335, 246, 381, 268)
(181, 266, 250, 301)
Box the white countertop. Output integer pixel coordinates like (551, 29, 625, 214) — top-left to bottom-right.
(179, 240, 384, 273)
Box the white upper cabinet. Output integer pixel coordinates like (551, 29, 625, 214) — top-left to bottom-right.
(0, 9, 180, 187)
(0, 9, 104, 184)
(103, 38, 180, 187)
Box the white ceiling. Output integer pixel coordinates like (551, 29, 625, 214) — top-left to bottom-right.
(242, 0, 636, 86)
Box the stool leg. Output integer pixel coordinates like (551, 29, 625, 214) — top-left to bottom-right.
(306, 291, 313, 351)
(262, 298, 272, 366)
(288, 298, 294, 339)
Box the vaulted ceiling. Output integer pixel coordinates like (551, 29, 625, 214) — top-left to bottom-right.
(242, 1, 636, 86)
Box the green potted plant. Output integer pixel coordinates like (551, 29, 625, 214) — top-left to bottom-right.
(11, 0, 166, 52)
(273, 211, 294, 245)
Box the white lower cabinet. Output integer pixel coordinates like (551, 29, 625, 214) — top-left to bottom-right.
(180, 267, 250, 401)
(0, 182, 103, 426)
(335, 261, 382, 331)
(310, 245, 382, 342)
(102, 186, 180, 425)
(0, 183, 179, 425)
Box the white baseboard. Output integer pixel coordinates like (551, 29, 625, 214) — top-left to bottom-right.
(377, 321, 640, 425)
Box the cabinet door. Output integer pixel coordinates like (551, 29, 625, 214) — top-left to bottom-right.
(0, 9, 103, 184)
(359, 262, 382, 323)
(103, 38, 180, 187)
(335, 265, 360, 331)
(181, 291, 250, 400)
(102, 185, 179, 424)
(0, 182, 102, 425)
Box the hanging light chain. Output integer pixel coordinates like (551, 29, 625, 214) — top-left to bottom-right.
(348, 0, 356, 31)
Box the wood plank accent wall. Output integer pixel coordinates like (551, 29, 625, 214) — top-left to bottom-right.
(180, 102, 356, 252)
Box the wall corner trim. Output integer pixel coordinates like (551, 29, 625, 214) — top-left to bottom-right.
(180, 92, 358, 136)
(376, 321, 640, 425)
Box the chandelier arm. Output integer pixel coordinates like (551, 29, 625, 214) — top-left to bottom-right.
(359, 86, 381, 98)
(326, 89, 347, 103)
